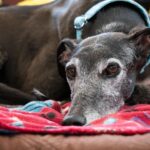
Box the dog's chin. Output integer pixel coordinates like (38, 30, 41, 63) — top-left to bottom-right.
(85, 101, 124, 125)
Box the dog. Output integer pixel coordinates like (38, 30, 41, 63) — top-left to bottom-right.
(60, 28, 150, 125)
(56, 1, 150, 125)
(0, 0, 149, 125)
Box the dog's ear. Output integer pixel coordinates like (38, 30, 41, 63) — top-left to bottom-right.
(57, 38, 77, 78)
(128, 27, 150, 71)
(57, 38, 77, 66)
(129, 27, 150, 57)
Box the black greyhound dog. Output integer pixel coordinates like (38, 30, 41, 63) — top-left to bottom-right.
(0, 0, 149, 125)
(57, 1, 150, 125)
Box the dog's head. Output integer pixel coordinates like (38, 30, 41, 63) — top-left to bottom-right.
(57, 27, 150, 125)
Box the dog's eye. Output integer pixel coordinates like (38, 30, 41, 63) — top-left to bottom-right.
(102, 63, 120, 77)
(66, 65, 76, 80)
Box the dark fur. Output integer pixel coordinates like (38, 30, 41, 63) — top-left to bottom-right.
(0, 0, 117, 104)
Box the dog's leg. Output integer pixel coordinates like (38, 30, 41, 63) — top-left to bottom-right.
(0, 83, 37, 104)
(0, 50, 38, 105)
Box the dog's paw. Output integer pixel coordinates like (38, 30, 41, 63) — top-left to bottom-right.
(31, 88, 48, 100)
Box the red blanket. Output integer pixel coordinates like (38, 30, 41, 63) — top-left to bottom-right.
(0, 100, 150, 135)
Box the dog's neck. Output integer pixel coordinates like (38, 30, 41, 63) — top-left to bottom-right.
(99, 22, 130, 34)
(81, 3, 146, 38)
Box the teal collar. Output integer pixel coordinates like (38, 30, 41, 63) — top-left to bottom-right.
(74, 0, 150, 74)
(74, 0, 150, 40)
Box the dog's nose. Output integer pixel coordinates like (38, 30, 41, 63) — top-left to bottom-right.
(62, 115, 86, 126)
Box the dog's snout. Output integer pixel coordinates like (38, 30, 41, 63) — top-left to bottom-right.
(62, 115, 86, 126)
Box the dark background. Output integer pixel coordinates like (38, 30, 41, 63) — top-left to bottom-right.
(137, 0, 150, 10)
(1, 0, 150, 8)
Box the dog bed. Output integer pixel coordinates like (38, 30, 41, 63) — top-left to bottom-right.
(0, 100, 150, 149)
(1, 133, 150, 150)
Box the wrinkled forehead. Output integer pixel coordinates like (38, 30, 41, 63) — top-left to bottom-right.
(73, 32, 135, 67)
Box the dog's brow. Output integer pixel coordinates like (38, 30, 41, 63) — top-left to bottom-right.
(98, 58, 125, 74)
(98, 61, 107, 74)
(107, 58, 124, 68)
(66, 58, 80, 67)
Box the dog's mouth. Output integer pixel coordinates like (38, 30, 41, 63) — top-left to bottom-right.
(62, 95, 125, 126)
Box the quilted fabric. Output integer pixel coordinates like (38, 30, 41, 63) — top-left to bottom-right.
(0, 100, 150, 135)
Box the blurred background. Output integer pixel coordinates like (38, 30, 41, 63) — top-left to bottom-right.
(0, 0, 54, 6)
(0, 0, 149, 15)
(0, 0, 149, 9)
